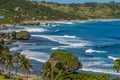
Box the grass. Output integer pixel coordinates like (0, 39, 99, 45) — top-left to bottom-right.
(0, 75, 13, 80)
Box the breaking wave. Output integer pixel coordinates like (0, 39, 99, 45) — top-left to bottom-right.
(21, 50, 49, 63)
(85, 49, 107, 53)
(81, 68, 120, 75)
(24, 28, 48, 32)
(108, 56, 118, 60)
(32, 35, 92, 48)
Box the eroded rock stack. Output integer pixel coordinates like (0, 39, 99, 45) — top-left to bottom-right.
(0, 30, 31, 44)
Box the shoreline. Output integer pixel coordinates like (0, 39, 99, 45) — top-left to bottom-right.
(1, 19, 120, 27)
(22, 19, 120, 23)
(0, 68, 38, 80)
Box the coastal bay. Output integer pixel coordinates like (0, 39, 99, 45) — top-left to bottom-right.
(0, 20, 119, 78)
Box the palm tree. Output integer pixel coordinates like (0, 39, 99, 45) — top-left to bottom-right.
(43, 62, 52, 80)
(13, 52, 21, 75)
(0, 44, 10, 72)
(5, 54, 14, 78)
(0, 44, 4, 53)
(19, 54, 33, 80)
(114, 59, 120, 73)
(0, 44, 5, 71)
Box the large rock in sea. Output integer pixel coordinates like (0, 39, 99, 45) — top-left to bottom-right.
(16, 31, 31, 40)
(44, 51, 82, 72)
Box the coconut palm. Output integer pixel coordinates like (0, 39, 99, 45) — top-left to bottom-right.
(5, 54, 14, 77)
(20, 54, 33, 80)
(13, 52, 21, 75)
(114, 59, 120, 73)
(0, 44, 4, 53)
(0, 44, 10, 71)
(43, 62, 53, 80)
(0, 44, 5, 71)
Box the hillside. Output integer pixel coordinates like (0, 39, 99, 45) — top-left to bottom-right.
(39, 1, 120, 19)
(0, 0, 120, 24)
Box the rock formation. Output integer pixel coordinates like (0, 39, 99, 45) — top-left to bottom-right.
(0, 30, 31, 44)
(16, 31, 31, 40)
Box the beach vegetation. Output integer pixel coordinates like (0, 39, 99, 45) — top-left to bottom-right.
(0, 43, 33, 80)
(43, 50, 120, 80)
(43, 50, 82, 80)
(114, 59, 120, 73)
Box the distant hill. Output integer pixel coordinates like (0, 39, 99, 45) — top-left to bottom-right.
(0, 0, 120, 24)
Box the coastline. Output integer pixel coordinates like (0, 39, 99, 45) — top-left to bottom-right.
(23, 19, 120, 23)
(0, 68, 38, 80)
(1, 19, 120, 79)
(1, 19, 120, 27)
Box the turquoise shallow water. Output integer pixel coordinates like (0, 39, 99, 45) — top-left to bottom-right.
(2, 20, 120, 77)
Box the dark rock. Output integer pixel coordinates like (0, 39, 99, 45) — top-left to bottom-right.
(0, 30, 31, 44)
(16, 31, 31, 40)
(11, 31, 17, 39)
(0, 38, 4, 44)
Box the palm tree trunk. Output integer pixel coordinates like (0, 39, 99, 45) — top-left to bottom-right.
(9, 67, 11, 78)
(27, 71, 28, 80)
(1, 62, 4, 72)
(15, 60, 19, 75)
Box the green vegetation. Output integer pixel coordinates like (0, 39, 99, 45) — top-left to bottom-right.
(43, 50, 120, 80)
(43, 51, 82, 80)
(0, 44, 33, 80)
(114, 59, 120, 73)
(1, 0, 120, 24)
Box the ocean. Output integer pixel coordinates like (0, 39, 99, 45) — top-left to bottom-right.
(2, 20, 120, 77)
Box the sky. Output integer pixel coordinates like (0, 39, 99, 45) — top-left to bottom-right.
(35, 0, 120, 4)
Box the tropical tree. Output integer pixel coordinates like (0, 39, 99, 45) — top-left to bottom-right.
(13, 52, 21, 75)
(114, 59, 120, 73)
(0, 44, 10, 71)
(0, 44, 5, 71)
(43, 61, 53, 80)
(43, 50, 82, 80)
(19, 54, 33, 80)
(5, 54, 14, 77)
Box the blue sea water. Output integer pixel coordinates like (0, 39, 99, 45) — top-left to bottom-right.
(2, 20, 120, 77)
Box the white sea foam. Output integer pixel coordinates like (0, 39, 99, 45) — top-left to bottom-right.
(108, 56, 118, 60)
(10, 47, 20, 51)
(51, 46, 70, 50)
(21, 50, 49, 63)
(82, 61, 113, 67)
(24, 28, 48, 32)
(32, 35, 92, 49)
(10, 45, 51, 51)
(79, 57, 103, 61)
(0, 29, 20, 33)
(54, 30, 60, 32)
(12, 41, 36, 45)
(85, 49, 106, 53)
(10, 41, 51, 51)
(81, 68, 120, 75)
(63, 35, 76, 38)
(51, 47, 59, 50)
(52, 21, 73, 24)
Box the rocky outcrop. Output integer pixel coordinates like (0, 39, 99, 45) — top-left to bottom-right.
(43, 51, 82, 80)
(44, 51, 82, 72)
(0, 30, 31, 44)
(16, 31, 31, 40)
